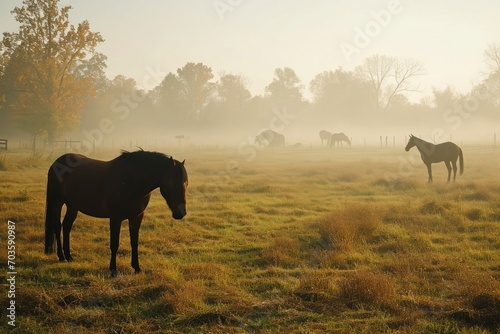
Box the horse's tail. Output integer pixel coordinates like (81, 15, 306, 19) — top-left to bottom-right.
(459, 148, 464, 175)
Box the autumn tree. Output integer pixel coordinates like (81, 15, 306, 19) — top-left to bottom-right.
(147, 72, 187, 128)
(216, 73, 251, 112)
(309, 68, 372, 116)
(0, 51, 5, 77)
(79, 75, 142, 130)
(0, 0, 105, 144)
(176, 62, 215, 120)
(153, 73, 187, 118)
(265, 67, 303, 111)
(355, 54, 424, 112)
(432, 86, 461, 112)
(152, 63, 215, 123)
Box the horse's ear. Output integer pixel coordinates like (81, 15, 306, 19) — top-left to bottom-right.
(181, 160, 185, 165)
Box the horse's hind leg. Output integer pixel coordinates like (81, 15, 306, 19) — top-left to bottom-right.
(51, 202, 65, 262)
(451, 159, 458, 181)
(129, 213, 144, 274)
(445, 161, 452, 182)
(62, 207, 78, 262)
(45, 201, 65, 261)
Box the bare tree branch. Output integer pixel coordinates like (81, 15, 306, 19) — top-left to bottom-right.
(355, 54, 424, 111)
(384, 57, 425, 111)
(484, 42, 500, 74)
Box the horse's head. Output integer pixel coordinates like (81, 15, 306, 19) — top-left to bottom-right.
(405, 134, 416, 151)
(342, 133, 352, 146)
(160, 157, 188, 220)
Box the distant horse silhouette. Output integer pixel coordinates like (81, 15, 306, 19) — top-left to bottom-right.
(405, 134, 463, 183)
(255, 129, 285, 147)
(330, 133, 351, 148)
(319, 130, 332, 147)
(45, 150, 188, 277)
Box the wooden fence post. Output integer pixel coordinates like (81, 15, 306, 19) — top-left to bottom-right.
(0, 139, 7, 151)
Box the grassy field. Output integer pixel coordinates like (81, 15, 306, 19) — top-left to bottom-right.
(1, 145, 500, 333)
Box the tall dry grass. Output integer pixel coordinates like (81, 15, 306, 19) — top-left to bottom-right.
(317, 202, 383, 251)
(339, 270, 396, 309)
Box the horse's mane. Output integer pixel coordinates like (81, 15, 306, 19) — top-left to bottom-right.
(115, 149, 172, 167)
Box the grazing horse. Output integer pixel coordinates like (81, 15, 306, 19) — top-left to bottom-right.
(255, 129, 285, 147)
(44, 150, 188, 277)
(330, 133, 351, 148)
(405, 134, 463, 183)
(319, 130, 332, 147)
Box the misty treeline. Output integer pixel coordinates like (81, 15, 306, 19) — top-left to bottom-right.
(1, 0, 500, 144)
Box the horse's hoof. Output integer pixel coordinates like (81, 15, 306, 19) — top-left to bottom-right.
(111, 270, 118, 278)
(66, 256, 74, 263)
(134, 268, 142, 274)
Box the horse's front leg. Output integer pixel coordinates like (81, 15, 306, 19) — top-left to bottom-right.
(129, 213, 144, 274)
(426, 163, 433, 183)
(109, 218, 123, 277)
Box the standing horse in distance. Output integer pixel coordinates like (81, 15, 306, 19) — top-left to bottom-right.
(319, 130, 332, 147)
(405, 134, 463, 183)
(255, 129, 285, 147)
(45, 150, 188, 277)
(330, 133, 351, 148)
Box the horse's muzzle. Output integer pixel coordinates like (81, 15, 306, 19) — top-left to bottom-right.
(173, 203, 186, 220)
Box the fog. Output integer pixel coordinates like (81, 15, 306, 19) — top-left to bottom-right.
(1, 1, 499, 150)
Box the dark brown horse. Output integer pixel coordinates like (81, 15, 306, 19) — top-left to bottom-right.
(405, 134, 463, 183)
(45, 150, 188, 277)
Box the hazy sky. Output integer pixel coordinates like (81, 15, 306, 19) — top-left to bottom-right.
(1, 0, 499, 100)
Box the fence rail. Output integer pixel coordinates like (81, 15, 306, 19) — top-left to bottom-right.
(3, 133, 499, 152)
(343, 133, 498, 150)
(43, 140, 82, 149)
